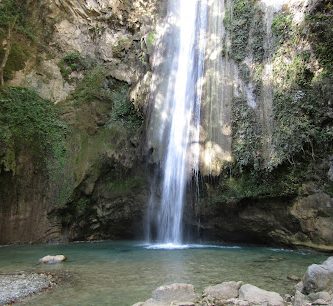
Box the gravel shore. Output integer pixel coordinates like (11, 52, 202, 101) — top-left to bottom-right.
(0, 272, 52, 305)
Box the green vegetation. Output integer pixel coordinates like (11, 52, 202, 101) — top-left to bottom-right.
(270, 90, 314, 168)
(0, 0, 35, 40)
(269, 3, 332, 169)
(70, 66, 111, 105)
(0, 0, 36, 83)
(0, 87, 68, 174)
(232, 97, 262, 170)
(108, 80, 143, 130)
(305, 2, 333, 73)
(224, 0, 264, 63)
(225, 0, 256, 62)
(251, 10, 265, 62)
(270, 51, 315, 169)
(145, 32, 155, 51)
(68, 65, 142, 129)
(0, 38, 31, 81)
(231, 0, 332, 172)
(272, 11, 293, 45)
(221, 1, 333, 202)
(211, 167, 300, 202)
(58, 52, 93, 81)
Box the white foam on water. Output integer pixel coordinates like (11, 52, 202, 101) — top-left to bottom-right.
(143, 243, 242, 250)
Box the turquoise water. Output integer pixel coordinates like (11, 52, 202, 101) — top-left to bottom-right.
(0, 241, 327, 305)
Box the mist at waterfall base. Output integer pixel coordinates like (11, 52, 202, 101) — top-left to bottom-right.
(145, 0, 207, 248)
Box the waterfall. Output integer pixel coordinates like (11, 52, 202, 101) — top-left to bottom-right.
(146, 0, 207, 245)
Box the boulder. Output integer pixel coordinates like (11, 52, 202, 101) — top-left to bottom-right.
(133, 283, 197, 306)
(203, 281, 243, 301)
(224, 297, 250, 305)
(152, 283, 197, 303)
(303, 257, 333, 294)
(39, 255, 67, 264)
(238, 284, 284, 306)
(308, 291, 332, 302)
(294, 289, 311, 306)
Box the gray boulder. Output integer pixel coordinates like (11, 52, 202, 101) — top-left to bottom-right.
(203, 281, 243, 301)
(294, 289, 311, 306)
(308, 291, 332, 302)
(303, 257, 333, 294)
(238, 284, 284, 306)
(133, 283, 197, 306)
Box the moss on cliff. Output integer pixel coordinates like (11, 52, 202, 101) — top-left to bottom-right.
(272, 11, 292, 45)
(269, 2, 332, 170)
(69, 66, 111, 105)
(108, 81, 143, 130)
(306, 0, 333, 73)
(224, 0, 265, 63)
(232, 97, 262, 170)
(225, 0, 255, 62)
(212, 0, 333, 204)
(0, 87, 68, 175)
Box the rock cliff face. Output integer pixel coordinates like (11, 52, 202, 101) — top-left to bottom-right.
(195, 192, 333, 251)
(0, 0, 332, 249)
(0, 0, 161, 244)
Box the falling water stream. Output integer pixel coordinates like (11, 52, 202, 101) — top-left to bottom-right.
(147, 0, 207, 245)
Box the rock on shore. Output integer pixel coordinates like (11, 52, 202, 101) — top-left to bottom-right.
(133, 257, 333, 306)
(133, 283, 197, 306)
(294, 256, 333, 306)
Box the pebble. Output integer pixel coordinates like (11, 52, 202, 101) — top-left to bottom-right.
(0, 272, 51, 304)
